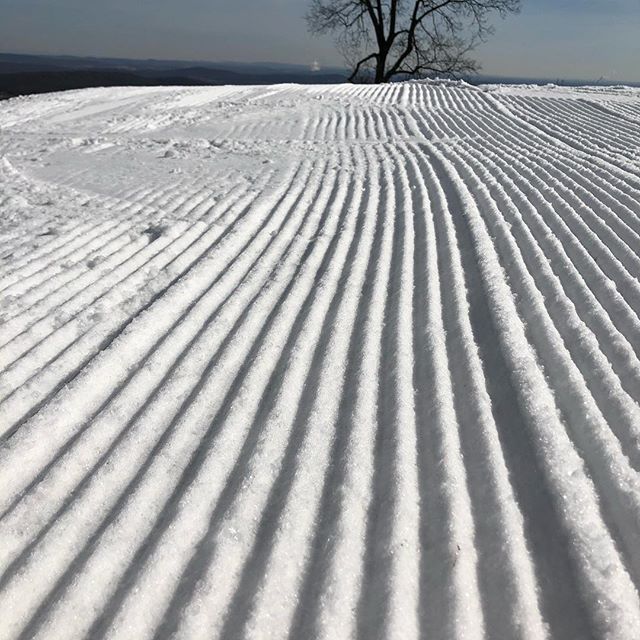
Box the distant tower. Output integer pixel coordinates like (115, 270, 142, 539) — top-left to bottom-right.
(310, 60, 321, 72)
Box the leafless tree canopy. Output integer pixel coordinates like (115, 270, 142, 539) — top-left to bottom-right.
(307, 0, 520, 83)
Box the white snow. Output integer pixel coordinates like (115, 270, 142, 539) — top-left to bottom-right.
(1, 81, 640, 639)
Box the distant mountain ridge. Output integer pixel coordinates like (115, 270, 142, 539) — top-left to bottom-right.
(0, 53, 348, 98)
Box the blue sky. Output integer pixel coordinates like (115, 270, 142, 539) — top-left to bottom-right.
(0, 0, 638, 81)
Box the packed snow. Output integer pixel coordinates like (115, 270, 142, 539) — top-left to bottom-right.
(1, 80, 640, 639)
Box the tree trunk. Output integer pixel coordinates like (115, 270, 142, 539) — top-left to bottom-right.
(375, 50, 387, 83)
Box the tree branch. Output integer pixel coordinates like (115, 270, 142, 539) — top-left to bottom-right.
(348, 52, 379, 81)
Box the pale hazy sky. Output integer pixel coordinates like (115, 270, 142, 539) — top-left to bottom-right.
(0, 0, 638, 81)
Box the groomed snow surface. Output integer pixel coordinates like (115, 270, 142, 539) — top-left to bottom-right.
(1, 80, 640, 640)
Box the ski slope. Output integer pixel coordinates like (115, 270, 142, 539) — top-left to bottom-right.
(1, 80, 640, 640)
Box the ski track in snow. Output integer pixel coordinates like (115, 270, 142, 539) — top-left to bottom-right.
(1, 81, 640, 639)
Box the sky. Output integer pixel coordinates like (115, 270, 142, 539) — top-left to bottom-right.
(0, 0, 639, 82)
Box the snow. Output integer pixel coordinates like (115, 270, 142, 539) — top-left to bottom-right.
(1, 81, 640, 639)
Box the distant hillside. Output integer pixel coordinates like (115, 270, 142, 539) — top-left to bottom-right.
(138, 66, 347, 86)
(0, 70, 198, 97)
(0, 69, 346, 99)
(0, 52, 347, 74)
(0, 52, 347, 98)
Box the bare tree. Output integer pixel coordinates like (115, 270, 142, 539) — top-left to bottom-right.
(307, 0, 520, 83)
